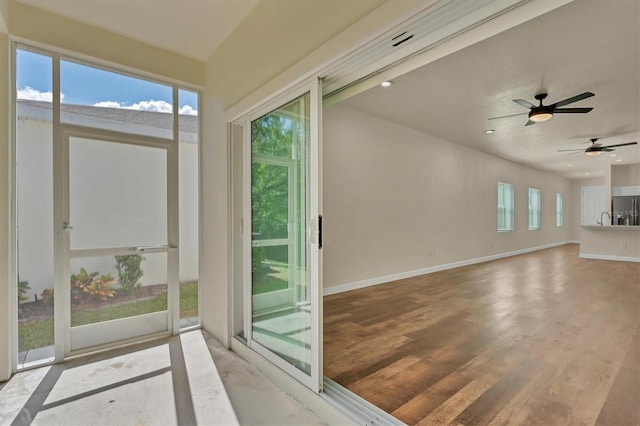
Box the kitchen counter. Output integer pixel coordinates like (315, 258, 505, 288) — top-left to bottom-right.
(581, 225, 640, 231)
(580, 225, 640, 262)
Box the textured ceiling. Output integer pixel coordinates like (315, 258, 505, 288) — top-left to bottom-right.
(339, 0, 640, 179)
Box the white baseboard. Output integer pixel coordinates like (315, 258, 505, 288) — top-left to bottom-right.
(567, 240, 580, 244)
(323, 241, 573, 296)
(579, 253, 640, 263)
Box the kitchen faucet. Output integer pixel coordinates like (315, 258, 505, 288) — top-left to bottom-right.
(597, 211, 611, 226)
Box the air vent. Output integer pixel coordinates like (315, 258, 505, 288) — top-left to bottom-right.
(392, 34, 414, 47)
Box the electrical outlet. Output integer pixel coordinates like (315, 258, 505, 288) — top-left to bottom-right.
(622, 242, 627, 249)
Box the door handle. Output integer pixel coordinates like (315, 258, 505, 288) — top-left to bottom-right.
(63, 222, 73, 231)
(132, 245, 168, 253)
(318, 215, 323, 249)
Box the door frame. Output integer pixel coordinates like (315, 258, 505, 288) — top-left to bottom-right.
(232, 77, 323, 391)
(55, 124, 179, 359)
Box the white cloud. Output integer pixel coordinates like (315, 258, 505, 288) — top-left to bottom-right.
(129, 100, 173, 113)
(93, 101, 122, 108)
(17, 86, 65, 102)
(93, 99, 198, 115)
(178, 105, 198, 116)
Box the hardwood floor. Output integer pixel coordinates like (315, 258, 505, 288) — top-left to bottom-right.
(323, 244, 640, 425)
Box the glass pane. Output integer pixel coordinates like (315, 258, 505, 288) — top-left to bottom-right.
(69, 137, 167, 250)
(179, 89, 199, 328)
(70, 253, 167, 326)
(252, 162, 289, 240)
(251, 93, 311, 375)
(60, 60, 173, 139)
(16, 49, 55, 367)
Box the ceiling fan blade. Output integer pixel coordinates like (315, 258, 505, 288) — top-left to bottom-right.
(602, 148, 615, 152)
(551, 92, 595, 108)
(513, 99, 534, 109)
(600, 142, 638, 148)
(557, 148, 586, 152)
(525, 120, 535, 126)
(552, 107, 593, 113)
(488, 112, 528, 121)
(566, 151, 584, 156)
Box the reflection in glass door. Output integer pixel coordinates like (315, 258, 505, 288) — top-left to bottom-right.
(249, 85, 321, 390)
(64, 132, 173, 352)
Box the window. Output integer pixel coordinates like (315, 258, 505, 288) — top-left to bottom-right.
(14, 45, 201, 367)
(529, 188, 541, 230)
(556, 193, 563, 227)
(497, 182, 514, 231)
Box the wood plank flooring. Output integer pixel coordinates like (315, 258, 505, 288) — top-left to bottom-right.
(323, 245, 640, 425)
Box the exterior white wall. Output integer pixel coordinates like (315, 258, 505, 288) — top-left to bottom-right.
(323, 104, 572, 289)
(15, 116, 53, 299)
(16, 115, 199, 301)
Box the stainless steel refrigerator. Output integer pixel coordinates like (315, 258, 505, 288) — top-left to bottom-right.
(612, 196, 640, 226)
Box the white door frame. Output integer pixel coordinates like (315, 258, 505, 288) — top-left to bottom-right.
(236, 77, 323, 391)
(55, 124, 179, 358)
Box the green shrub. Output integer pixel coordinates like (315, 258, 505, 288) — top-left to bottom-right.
(18, 278, 31, 303)
(114, 254, 144, 294)
(71, 268, 98, 302)
(70, 267, 109, 303)
(83, 274, 116, 301)
(41, 288, 54, 304)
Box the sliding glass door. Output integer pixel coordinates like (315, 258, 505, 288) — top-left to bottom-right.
(243, 80, 322, 391)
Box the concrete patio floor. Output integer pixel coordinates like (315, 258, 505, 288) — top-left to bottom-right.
(1, 330, 330, 425)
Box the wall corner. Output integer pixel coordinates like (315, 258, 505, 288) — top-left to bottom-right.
(0, 32, 13, 382)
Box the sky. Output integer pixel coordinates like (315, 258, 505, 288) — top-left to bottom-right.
(16, 49, 198, 115)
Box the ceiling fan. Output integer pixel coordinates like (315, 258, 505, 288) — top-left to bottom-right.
(557, 138, 638, 156)
(489, 91, 595, 126)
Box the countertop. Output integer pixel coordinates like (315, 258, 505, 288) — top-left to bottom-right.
(581, 225, 640, 231)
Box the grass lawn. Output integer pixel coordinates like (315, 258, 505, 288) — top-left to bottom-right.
(18, 281, 199, 353)
(253, 260, 289, 294)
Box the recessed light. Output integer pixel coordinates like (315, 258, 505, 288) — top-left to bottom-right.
(380, 81, 393, 88)
(567, 164, 573, 167)
(610, 153, 617, 157)
(616, 159, 622, 162)
(484, 129, 495, 134)
(585, 172, 590, 175)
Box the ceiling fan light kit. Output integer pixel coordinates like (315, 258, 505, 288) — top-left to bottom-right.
(489, 91, 595, 126)
(529, 111, 553, 122)
(558, 138, 638, 156)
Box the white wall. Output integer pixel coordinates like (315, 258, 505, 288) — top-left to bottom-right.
(0, 32, 11, 382)
(323, 104, 571, 289)
(8, 2, 204, 86)
(612, 163, 640, 187)
(580, 227, 640, 261)
(203, 0, 429, 345)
